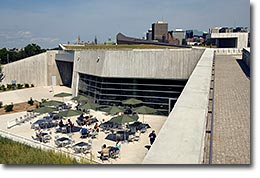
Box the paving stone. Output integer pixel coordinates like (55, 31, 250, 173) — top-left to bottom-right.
(211, 55, 250, 164)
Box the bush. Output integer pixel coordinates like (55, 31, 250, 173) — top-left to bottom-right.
(17, 84, 23, 89)
(28, 97, 34, 106)
(11, 83, 16, 90)
(1, 85, 6, 91)
(6, 84, 12, 90)
(4, 104, 13, 112)
(31, 84, 34, 87)
(24, 83, 30, 88)
(0, 101, 3, 108)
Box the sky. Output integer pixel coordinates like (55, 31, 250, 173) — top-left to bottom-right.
(0, 0, 250, 49)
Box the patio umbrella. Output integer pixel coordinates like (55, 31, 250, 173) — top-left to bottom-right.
(79, 102, 99, 110)
(110, 115, 138, 125)
(102, 105, 124, 115)
(122, 98, 143, 106)
(133, 105, 157, 122)
(33, 107, 57, 114)
(56, 109, 83, 117)
(71, 95, 90, 102)
(54, 92, 72, 97)
(41, 100, 63, 107)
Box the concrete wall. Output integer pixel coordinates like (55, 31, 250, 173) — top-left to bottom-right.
(242, 48, 250, 69)
(211, 32, 249, 49)
(71, 48, 204, 96)
(143, 49, 214, 164)
(1, 51, 62, 86)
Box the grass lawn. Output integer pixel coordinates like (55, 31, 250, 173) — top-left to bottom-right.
(0, 137, 89, 164)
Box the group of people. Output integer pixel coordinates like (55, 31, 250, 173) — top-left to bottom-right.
(57, 119, 74, 133)
(80, 122, 99, 138)
(99, 140, 121, 160)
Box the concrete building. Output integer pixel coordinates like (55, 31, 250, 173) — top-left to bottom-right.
(210, 27, 249, 48)
(152, 21, 168, 42)
(1, 43, 250, 164)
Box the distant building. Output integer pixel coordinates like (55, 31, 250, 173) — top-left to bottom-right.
(146, 28, 153, 41)
(173, 29, 186, 45)
(104, 37, 116, 45)
(210, 27, 249, 48)
(152, 21, 168, 42)
(186, 30, 193, 39)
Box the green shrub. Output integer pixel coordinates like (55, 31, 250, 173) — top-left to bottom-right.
(28, 97, 34, 106)
(4, 104, 13, 112)
(1, 85, 6, 91)
(17, 84, 23, 89)
(0, 101, 3, 108)
(6, 84, 12, 90)
(11, 83, 16, 90)
(24, 83, 30, 88)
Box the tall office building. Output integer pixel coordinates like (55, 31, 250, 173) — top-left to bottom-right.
(152, 21, 168, 42)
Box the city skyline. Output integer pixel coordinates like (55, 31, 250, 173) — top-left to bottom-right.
(0, 0, 250, 48)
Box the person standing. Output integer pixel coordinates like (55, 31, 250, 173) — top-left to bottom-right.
(148, 130, 156, 145)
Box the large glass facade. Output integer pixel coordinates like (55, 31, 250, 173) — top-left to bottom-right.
(78, 73, 187, 115)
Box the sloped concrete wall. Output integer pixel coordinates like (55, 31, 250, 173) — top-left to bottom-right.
(72, 48, 204, 96)
(74, 49, 204, 79)
(1, 51, 62, 86)
(142, 49, 214, 164)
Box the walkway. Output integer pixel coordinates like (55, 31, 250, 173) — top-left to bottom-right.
(211, 55, 250, 164)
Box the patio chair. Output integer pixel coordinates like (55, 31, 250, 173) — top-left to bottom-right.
(61, 127, 67, 133)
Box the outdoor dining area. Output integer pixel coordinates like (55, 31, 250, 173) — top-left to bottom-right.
(27, 93, 160, 163)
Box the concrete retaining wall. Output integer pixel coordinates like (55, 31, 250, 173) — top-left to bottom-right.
(142, 49, 214, 164)
(1, 51, 63, 86)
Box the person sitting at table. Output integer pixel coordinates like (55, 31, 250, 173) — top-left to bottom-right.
(58, 119, 64, 127)
(80, 125, 89, 138)
(66, 119, 74, 132)
(67, 119, 74, 127)
(94, 123, 99, 132)
(100, 144, 110, 159)
(35, 127, 43, 142)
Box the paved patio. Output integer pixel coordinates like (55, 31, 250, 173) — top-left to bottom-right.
(0, 86, 167, 164)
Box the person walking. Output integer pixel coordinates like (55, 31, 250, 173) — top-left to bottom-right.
(148, 130, 156, 145)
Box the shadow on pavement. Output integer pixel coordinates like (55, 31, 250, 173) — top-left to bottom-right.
(236, 59, 250, 79)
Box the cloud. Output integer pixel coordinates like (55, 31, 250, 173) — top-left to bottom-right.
(0, 29, 59, 48)
(30, 37, 59, 43)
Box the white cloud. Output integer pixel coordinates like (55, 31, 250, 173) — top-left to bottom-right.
(0, 29, 59, 48)
(30, 37, 59, 43)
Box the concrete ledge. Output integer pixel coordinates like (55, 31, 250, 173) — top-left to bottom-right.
(142, 49, 214, 164)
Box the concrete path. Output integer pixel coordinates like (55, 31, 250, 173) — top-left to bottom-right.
(212, 55, 250, 164)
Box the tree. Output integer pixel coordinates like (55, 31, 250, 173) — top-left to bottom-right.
(0, 44, 46, 64)
(24, 43, 45, 56)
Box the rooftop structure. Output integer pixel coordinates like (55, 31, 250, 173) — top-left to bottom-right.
(210, 27, 249, 48)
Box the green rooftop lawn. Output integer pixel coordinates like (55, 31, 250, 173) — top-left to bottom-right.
(0, 137, 90, 164)
(63, 44, 175, 50)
